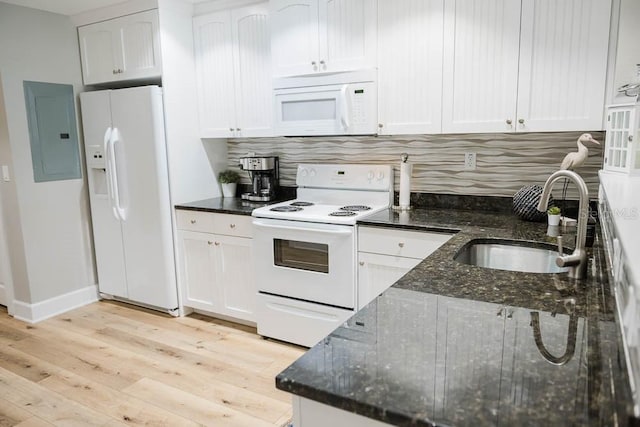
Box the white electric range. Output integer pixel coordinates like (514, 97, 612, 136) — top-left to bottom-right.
(252, 164, 393, 347)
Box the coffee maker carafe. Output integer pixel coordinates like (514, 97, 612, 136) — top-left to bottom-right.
(238, 156, 279, 201)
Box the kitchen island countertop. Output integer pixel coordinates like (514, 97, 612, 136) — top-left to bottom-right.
(276, 207, 635, 426)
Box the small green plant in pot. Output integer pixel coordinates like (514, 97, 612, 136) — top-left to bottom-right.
(219, 170, 240, 197)
(547, 206, 561, 226)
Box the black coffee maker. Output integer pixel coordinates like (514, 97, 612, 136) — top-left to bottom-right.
(238, 156, 279, 201)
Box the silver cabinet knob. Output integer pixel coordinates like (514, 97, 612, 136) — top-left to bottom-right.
(207, 240, 213, 245)
(311, 61, 316, 66)
(629, 135, 634, 141)
(398, 242, 405, 248)
(190, 219, 196, 224)
(518, 118, 525, 124)
(506, 119, 512, 125)
(359, 261, 365, 266)
(378, 123, 384, 128)
(229, 127, 234, 132)
(214, 241, 220, 246)
(112, 69, 117, 75)
(236, 128, 241, 132)
(229, 224, 236, 229)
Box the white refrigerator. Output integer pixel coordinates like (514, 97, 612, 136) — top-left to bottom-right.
(80, 86, 178, 313)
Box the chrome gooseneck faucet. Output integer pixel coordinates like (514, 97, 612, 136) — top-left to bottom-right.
(537, 170, 590, 279)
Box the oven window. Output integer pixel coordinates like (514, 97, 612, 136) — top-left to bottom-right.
(274, 239, 329, 273)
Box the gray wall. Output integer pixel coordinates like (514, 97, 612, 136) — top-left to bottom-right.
(228, 131, 604, 200)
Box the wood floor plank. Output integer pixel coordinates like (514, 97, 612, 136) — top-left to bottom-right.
(123, 377, 275, 427)
(13, 418, 53, 427)
(0, 367, 127, 426)
(0, 397, 34, 426)
(0, 344, 60, 383)
(39, 370, 201, 426)
(0, 301, 303, 426)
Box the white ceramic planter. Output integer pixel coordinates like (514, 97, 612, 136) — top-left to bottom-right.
(221, 183, 237, 198)
(547, 214, 561, 226)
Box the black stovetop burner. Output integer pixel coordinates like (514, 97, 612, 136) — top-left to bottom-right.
(290, 201, 314, 207)
(270, 205, 303, 212)
(340, 205, 371, 212)
(329, 211, 357, 217)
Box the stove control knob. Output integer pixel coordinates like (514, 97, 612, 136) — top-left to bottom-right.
(367, 171, 374, 180)
(376, 171, 385, 180)
(300, 168, 308, 178)
(309, 168, 316, 177)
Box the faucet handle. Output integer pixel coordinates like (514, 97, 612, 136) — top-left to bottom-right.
(557, 236, 563, 256)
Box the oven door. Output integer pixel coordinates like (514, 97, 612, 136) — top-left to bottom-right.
(253, 218, 356, 309)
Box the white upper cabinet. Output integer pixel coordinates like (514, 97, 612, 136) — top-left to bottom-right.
(78, 10, 162, 85)
(377, 0, 444, 135)
(270, 0, 376, 77)
(442, 0, 521, 133)
(516, 0, 612, 132)
(194, 3, 273, 138)
(442, 0, 611, 133)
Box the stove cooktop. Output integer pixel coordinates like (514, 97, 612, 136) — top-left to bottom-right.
(253, 200, 387, 225)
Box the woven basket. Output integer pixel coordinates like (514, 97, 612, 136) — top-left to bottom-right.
(512, 185, 554, 222)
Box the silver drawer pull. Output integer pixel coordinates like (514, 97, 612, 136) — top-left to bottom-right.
(214, 242, 220, 246)
(230, 224, 236, 229)
(207, 241, 213, 245)
(359, 261, 365, 266)
(398, 242, 405, 248)
(190, 219, 196, 224)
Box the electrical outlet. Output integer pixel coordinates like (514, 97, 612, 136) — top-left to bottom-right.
(464, 152, 476, 170)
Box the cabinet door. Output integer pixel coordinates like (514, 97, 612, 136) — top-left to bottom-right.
(178, 231, 217, 312)
(516, 0, 611, 132)
(319, 0, 376, 73)
(442, 0, 521, 133)
(116, 10, 162, 82)
(604, 106, 636, 172)
(357, 252, 421, 309)
(78, 22, 119, 85)
(215, 234, 255, 322)
(271, 0, 320, 76)
(231, 3, 273, 137)
(193, 11, 236, 138)
(78, 10, 161, 85)
(377, 0, 444, 135)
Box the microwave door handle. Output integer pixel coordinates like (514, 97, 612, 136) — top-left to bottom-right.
(340, 85, 350, 131)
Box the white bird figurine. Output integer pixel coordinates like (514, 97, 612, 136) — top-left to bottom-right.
(560, 133, 600, 170)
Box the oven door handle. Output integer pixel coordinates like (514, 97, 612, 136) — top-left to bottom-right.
(253, 219, 353, 235)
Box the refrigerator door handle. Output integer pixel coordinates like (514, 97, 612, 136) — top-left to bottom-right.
(103, 127, 119, 220)
(109, 128, 127, 221)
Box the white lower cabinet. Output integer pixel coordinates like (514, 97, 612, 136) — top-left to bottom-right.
(357, 226, 453, 309)
(176, 210, 255, 323)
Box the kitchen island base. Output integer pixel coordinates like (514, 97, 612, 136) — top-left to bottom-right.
(293, 396, 392, 427)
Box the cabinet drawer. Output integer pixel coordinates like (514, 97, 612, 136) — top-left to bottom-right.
(176, 210, 215, 232)
(212, 213, 253, 238)
(358, 226, 452, 259)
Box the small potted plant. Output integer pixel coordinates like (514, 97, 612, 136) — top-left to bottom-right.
(218, 170, 240, 198)
(547, 206, 561, 226)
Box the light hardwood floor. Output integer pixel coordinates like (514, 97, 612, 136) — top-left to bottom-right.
(0, 302, 306, 426)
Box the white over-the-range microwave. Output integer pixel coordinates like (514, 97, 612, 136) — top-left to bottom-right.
(273, 69, 377, 136)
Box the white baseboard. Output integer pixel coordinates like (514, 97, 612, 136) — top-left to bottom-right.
(0, 283, 5, 306)
(12, 285, 99, 323)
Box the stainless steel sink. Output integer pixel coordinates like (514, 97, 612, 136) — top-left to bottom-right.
(454, 239, 569, 274)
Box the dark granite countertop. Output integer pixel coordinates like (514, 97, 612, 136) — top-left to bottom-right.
(174, 197, 281, 216)
(276, 208, 635, 426)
